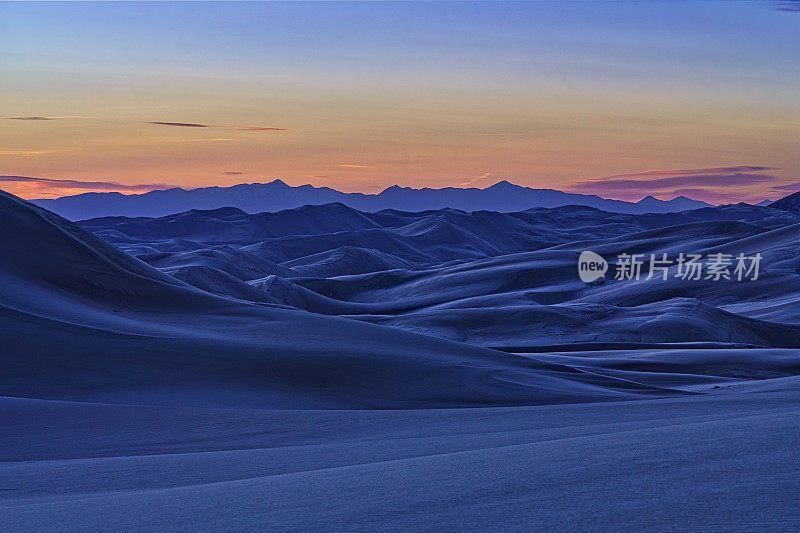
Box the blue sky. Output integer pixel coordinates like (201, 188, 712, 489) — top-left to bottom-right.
(1, 1, 799, 202)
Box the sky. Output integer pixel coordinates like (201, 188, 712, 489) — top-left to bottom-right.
(1, 1, 799, 203)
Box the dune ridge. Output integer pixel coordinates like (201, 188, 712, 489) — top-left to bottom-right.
(4, 189, 800, 530)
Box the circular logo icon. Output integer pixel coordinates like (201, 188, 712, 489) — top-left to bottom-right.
(578, 251, 608, 283)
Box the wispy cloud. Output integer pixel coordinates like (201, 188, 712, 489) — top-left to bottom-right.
(770, 181, 800, 192)
(598, 166, 777, 180)
(669, 188, 761, 204)
(0, 175, 169, 191)
(0, 175, 172, 199)
(148, 121, 209, 128)
(8, 116, 286, 134)
(237, 127, 288, 132)
(148, 122, 288, 131)
(6, 115, 88, 120)
(337, 164, 371, 168)
(223, 171, 244, 175)
(459, 171, 494, 187)
(89, 137, 237, 148)
(7, 116, 56, 121)
(568, 166, 784, 203)
(0, 147, 84, 156)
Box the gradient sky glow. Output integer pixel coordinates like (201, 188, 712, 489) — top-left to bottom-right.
(2, 1, 799, 202)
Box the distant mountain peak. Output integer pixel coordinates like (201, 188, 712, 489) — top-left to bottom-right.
(381, 184, 412, 193)
(637, 195, 660, 204)
(486, 180, 520, 190)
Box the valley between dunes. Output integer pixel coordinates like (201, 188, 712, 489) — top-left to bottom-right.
(2, 190, 800, 530)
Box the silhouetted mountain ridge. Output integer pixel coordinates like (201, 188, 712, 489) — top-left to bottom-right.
(29, 179, 713, 219)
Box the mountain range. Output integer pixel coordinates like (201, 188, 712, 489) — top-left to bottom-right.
(30, 179, 713, 220)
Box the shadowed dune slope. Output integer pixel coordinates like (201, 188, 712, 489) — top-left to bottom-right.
(4, 193, 800, 531)
(82, 202, 800, 276)
(282, 246, 416, 278)
(79, 201, 800, 348)
(0, 190, 677, 408)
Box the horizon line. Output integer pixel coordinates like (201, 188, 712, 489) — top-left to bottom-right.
(3, 178, 727, 206)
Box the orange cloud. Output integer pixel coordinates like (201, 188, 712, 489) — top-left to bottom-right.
(459, 171, 493, 187)
(567, 166, 781, 203)
(337, 164, 371, 168)
(0, 175, 171, 199)
(601, 166, 776, 179)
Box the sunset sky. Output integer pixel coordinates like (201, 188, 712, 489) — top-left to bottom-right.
(2, 1, 799, 203)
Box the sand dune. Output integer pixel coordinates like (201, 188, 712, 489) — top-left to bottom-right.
(1, 190, 669, 409)
(4, 190, 800, 530)
(3, 385, 800, 530)
(283, 246, 415, 277)
(71, 198, 800, 349)
(144, 245, 297, 280)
